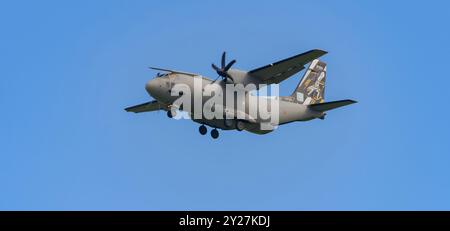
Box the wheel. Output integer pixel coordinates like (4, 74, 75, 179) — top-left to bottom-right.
(199, 125, 207, 135)
(236, 120, 245, 131)
(211, 129, 219, 139)
(167, 110, 174, 118)
(224, 119, 234, 128)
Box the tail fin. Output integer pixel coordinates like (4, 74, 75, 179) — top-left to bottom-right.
(291, 59, 326, 105)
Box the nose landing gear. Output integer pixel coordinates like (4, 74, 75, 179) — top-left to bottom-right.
(167, 110, 174, 118)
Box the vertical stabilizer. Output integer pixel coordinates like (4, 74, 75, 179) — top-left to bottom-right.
(291, 59, 326, 105)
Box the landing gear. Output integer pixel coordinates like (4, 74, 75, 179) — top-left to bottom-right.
(236, 120, 245, 131)
(199, 125, 207, 135)
(224, 119, 245, 132)
(224, 119, 234, 128)
(198, 124, 220, 139)
(211, 129, 219, 139)
(167, 110, 175, 118)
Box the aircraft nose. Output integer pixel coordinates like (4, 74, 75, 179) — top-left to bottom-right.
(145, 78, 159, 95)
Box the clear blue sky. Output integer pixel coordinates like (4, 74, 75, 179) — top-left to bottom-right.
(1, 0, 449, 210)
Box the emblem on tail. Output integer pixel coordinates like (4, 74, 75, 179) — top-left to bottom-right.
(291, 59, 327, 105)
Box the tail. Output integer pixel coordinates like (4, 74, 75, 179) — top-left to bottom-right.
(291, 59, 326, 105)
(309, 99, 357, 112)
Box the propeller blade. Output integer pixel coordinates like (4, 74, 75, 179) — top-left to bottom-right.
(224, 60, 236, 72)
(211, 52, 236, 79)
(221, 52, 226, 68)
(211, 63, 220, 72)
(225, 75, 235, 84)
(211, 75, 221, 84)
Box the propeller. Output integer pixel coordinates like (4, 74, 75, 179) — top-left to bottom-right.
(211, 52, 236, 83)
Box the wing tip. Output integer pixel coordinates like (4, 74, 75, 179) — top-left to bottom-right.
(124, 107, 135, 113)
(311, 49, 328, 56)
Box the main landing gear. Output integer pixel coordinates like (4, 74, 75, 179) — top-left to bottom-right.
(211, 129, 219, 139)
(198, 125, 219, 139)
(199, 125, 207, 135)
(224, 119, 245, 132)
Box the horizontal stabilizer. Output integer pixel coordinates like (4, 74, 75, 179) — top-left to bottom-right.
(125, 100, 162, 113)
(309, 100, 357, 112)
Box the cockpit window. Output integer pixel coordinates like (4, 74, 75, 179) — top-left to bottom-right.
(156, 73, 168, 78)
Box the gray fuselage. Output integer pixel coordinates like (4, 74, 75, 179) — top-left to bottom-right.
(145, 73, 323, 134)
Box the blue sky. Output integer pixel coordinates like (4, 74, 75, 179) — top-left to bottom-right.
(1, 0, 449, 210)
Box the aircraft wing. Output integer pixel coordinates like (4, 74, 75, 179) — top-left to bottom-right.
(149, 67, 199, 76)
(248, 49, 327, 84)
(125, 100, 163, 113)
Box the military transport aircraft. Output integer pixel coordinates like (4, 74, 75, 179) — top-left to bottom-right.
(125, 49, 356, 139)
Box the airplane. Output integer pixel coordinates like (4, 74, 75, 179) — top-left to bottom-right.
(125, 49, 356, 139)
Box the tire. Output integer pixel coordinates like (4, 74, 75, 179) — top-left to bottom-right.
(211, 129, 219, 139)
(236, 120, 245, 131)
(167, 110, 173, 118)
(224, 119, 234, 128)
(199, 125, 207, 135)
